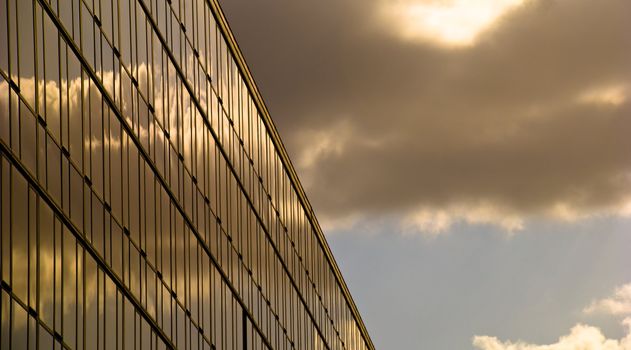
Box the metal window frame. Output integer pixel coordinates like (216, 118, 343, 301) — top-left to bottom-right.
(206, 1, 375, 349)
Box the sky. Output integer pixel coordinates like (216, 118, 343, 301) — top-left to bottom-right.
(220, 0, 631, 349)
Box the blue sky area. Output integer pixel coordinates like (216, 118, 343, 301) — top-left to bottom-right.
(329, 217, 631, 348)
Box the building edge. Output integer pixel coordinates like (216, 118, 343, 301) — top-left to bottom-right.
(206, 1, 376, 349)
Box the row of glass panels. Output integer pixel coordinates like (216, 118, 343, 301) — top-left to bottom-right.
(0, 0, 373, 349)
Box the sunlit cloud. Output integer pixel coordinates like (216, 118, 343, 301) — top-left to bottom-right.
(404, 204, 524, 235)
(584, 283, 631, 316)
(474, 284, 631, 349)
(320, 203, 525, 236)
(381, 0, 526, 47)
(578, 84, 628, 106)
(473, 318, 631, 350)
(404, 208, 454, 234)
(295, 119, 354, 170)
(549, 196, 631, 223)
(222, 0, 631, 236)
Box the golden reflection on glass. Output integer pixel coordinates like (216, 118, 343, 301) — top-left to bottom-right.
(0, 0, 373, 348)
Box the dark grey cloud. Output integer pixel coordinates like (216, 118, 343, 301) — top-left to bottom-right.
(221, 0, 631, 232)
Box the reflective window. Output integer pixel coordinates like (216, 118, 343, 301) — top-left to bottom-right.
(0, 0, 373, 348)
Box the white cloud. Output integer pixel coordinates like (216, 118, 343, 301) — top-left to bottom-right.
(381, 0, 525, 46)
(584, 284, 631, 316)
(404, 208, 454, 235)
(403, 204, 524, 236)
(474, 284, 631, 350)
(473, 318, 631, 350)
(321, 203, 524, 236)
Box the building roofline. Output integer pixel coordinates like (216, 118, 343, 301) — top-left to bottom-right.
(207, 1, 375, 348)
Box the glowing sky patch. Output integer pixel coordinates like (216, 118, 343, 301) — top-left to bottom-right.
(578, 84, 628, 106)
(383, 0, 525, 46)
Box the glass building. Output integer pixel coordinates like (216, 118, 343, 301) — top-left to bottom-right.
(0, 0, 374, 349)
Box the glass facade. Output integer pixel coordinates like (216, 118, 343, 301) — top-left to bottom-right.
(0, 0, 374, 349)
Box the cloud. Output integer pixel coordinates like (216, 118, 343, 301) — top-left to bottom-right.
(403, 203, 524, 235)
(473, 319, 631, 350)
(578, 84, 629, 107)
(221, 0, 631, 234)
(294, 119, 355, 170)
(584, 284, 631, 316)
(379, 0, 526, 47)
(473, 284, 631, 350)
